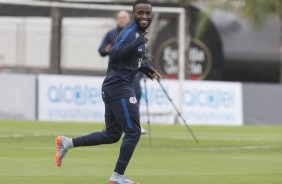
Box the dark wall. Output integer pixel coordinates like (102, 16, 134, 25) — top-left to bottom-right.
(188, 3, 281, 83)
(188, 5, 223, 80)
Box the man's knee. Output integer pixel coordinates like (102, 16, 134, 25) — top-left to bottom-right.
(111, 133, 122, 143)
(125, 126, 141, 140)
(105, 130, 122, 143)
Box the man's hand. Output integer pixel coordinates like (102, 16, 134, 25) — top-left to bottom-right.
(142, 31, 148, 43)
(104, 44, 112, 53)
(139, 65, 163, 80)
(147, 67, 163, 80)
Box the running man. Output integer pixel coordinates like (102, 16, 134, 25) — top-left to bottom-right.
(55, 1, 161, 184)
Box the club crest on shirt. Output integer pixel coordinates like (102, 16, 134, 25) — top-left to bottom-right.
(129, 97, 138, 104)
(135, 32, 140, 38)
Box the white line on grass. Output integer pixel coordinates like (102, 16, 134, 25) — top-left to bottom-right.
(0, 134, 56, 138)
(0, 133, 83, 138)
(4, 145, 272, 152)
(155, 135, 282, 142)
(186, 146, 272, 151)
(15, 146, 276, 152)
(1, 134, 282, 142)
(0, 133, 274, 152)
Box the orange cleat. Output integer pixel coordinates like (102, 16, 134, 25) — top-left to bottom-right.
(55, 136, 69, 167)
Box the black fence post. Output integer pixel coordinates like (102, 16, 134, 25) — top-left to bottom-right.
(50, 7, 62, 74)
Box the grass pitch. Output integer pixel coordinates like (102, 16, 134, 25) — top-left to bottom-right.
(0, 120, 282, 184)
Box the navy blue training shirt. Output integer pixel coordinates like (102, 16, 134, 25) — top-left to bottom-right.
(102, 22, 151, 102)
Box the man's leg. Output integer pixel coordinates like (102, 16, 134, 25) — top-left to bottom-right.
(72, 102, 122, 146)
(55, 102, 122, 167)
(109, 97, 141, 176)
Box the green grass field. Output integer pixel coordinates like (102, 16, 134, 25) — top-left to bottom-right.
(0, 120, 282, 184)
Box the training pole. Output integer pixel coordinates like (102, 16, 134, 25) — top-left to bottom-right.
(157, 78, 199, 143)
(143, 77, 152, 145)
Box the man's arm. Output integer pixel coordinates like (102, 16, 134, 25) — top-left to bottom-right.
(109, 35, 145, 62)
(139, 63, 162, 80)
(98, 31, 112, 57)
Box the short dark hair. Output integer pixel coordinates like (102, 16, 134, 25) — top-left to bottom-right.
(133, 0, 152, 11)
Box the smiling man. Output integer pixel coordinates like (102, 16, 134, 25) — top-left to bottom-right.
(55, 0, 162, 184)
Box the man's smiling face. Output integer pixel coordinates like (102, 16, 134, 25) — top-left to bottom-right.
(133, 3, 152, 30)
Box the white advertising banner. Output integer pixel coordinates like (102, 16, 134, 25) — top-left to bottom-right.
(181, 81, 243, 126)
(38, 75, 104, 122)
(38, 75, 243, 125)
(0, 73, 36, 120)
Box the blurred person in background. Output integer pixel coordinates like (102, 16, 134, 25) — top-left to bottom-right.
(99, 10, 147, 134)
(98, 10, 130, 57)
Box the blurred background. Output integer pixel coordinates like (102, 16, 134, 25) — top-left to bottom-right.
(0, 0, 281, 125)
